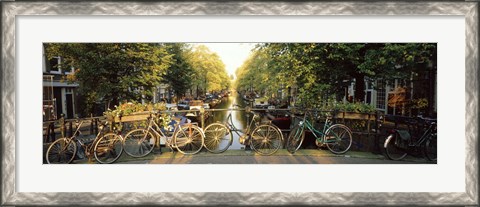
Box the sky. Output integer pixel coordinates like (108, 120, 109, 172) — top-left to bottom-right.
(191, 43, 257, 78)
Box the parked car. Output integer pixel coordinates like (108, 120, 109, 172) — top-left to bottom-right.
(177, 101, 190, 110)
(166, 103, 178, 111)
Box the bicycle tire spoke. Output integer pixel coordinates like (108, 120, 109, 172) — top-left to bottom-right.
(191, 141, 200, 149)
(179, 128, 188, 138)
(191, 131, 200, 139)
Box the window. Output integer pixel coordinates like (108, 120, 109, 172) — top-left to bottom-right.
(48, 57, 61, 74)
(376, 80, 386, 110)
(366, 91, 372, 104)
(48, 56, 74, 74)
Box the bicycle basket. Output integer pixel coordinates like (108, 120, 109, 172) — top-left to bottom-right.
(76, 140, 85, 159)
(394, 131, 410, 149)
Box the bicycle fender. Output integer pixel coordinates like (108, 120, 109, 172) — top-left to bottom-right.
(384, 134, 394, 148)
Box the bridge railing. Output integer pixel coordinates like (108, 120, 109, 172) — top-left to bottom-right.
(43, 114, 106, 143)
(43, 108, 384, 153)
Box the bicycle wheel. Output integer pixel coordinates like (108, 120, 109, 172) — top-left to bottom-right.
(94, 133, 124, 164)
(46, 138, 77, 164)
(324, 124, 352, 154)
(174, 124, 204, 155)
(123, 129, 155, 158)
(286, 125, 304, 154)
(385, 134, 408, 160)
(424, 136, 437, 161)
(250, 124, 283, 155)
(203, 123, 232, 153)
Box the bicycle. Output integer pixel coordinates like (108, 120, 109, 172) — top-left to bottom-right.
(384, 116, 437, 161)
(286, 109, 353, 154)
(123, 112, 205, 157)
(45, 120, 124, 164)
(203, 106, 283, 155)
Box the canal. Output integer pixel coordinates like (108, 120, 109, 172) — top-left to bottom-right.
(205, 91, 250, 150)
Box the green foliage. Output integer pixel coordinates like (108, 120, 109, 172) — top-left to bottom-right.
(334, 102, 377, 113)
(103, 101, 168, 131)
(235, 43, 436, 112)
(45, 43, 232, 117)
(188, 45, 231, 94)
(297, 98, 376, 113)
(162, 43, 195, 98)
(359, 43, 437, 80)
(103, 101, 167, 117)
(410, 98, 428, 109)
(44, 43, 172, 115)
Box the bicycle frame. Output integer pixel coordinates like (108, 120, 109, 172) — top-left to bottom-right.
(46, 119, 125, 164)
(384, 120, 436, 149)
(143, 115, 199, 149)
(296, 112, 336, 145)
(143, 117, 177, 149)
(70, 121, 85, 138)
(411, 123, 436, 147)
(77, 122, 110, 158)
(383, 117, 437, 161)
(59, 121, 85, 151)
(224, 111, 257, 136)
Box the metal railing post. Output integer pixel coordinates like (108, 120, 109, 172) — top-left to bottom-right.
(60, 114, 66, 138)
(90, 114, 94, 135)
(201, 110, 205, 129)
(68, 121, 73, 137)
(44, 122, 56, 143)
(94, 118, 98, 135)
(373, 111, 381, 154)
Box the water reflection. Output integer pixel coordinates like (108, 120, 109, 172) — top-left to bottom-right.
(205, 92, 249, 150)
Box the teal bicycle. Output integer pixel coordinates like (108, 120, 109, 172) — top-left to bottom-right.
(286, 110, 353, 154)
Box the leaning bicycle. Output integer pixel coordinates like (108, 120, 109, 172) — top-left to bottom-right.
(203, 106, 283, 155)
(286, 110, 353, 154)
(46, 120, 124, 164)
(384, 116, 437, 161)
(123, 112, 205, 157)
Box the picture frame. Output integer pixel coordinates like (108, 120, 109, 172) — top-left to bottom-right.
(1, 1, 478, 206)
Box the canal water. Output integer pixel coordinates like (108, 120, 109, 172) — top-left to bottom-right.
(205, 92, 250, 150)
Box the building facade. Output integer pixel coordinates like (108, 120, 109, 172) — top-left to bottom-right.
(42, 46, 79, 120)
(348, 73, 437, 117)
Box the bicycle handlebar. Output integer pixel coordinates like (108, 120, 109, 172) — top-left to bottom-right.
(417, 116, 436, 123)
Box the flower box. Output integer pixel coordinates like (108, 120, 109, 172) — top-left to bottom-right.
(107, 112, 152, 123)
(335, 111, 376, 121)
(104, 102, 166, 123)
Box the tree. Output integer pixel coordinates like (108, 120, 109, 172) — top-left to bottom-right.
(235, 47, 277, 97)
(360, 43, 437, 115)
(235, 43, 436, 111)
(251, 43, 336, 107)
(162, 43, 195, 99)
(189, 45, 230, 96)
(44, 43, 172, 115)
